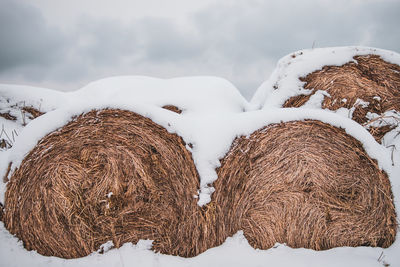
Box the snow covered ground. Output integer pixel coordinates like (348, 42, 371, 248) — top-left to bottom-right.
(0, 47, 399, 267)
(0, 85, 64, 150)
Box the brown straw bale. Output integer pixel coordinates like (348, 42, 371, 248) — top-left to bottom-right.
(3, 109, 222, 259)
(216, 120, 397, 250)
(283, 55, 400, 142)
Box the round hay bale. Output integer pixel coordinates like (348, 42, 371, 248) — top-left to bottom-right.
(3, 109, 214, 258)
(216, 120, 397, 250)
(283, 55, 400, 142)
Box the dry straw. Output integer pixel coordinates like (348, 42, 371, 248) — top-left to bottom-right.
(216, 120, 397, 250)
(3, 109, 225, 259)
(2, 109, 398, 259)
(0, 112, 17, 121)
(283, 55, 400, 142)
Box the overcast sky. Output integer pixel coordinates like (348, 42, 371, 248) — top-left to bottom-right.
(1, 0, 399, 99)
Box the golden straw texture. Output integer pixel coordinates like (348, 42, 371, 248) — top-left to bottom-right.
(216, 120, 397, 250)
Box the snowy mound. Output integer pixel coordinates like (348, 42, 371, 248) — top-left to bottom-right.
(0, 84, 64, 113)
(74, 76, 249, 114)
(1, 49, 400, 266)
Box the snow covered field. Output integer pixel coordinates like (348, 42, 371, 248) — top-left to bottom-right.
(0, 46, 399, 267)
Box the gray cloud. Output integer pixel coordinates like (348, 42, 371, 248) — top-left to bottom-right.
(136, 18, 203, 62)
(0, 0, 399, 98)
(194, 0, 400, 62)
(190, 0, 400, 97)
(74, 17, 138, 65)
(0, 0, 66, 73)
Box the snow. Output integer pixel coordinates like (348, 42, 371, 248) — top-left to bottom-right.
(301, 90, 330, 109)
(1, 47, 400, 266)
(0, 84, 64, 126)
(0, 84, 64, 152)
(0, 84, 64, 112)
(74, 76, 249, 114)
(0, 229, 391, 267)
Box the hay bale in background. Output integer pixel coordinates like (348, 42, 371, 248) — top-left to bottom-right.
(4, 109, 219, 259)
(216, 120, 397, 250)
(283, 55, 400, 142)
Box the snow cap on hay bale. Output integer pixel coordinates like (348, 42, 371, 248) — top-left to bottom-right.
(216, 120, 397, 250)
(283, 55, 400, 142)
(3, 109, 220, 259)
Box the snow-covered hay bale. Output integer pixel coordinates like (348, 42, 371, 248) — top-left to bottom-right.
(283, 55, 400, 142)
(3, 109, 208, 259)
(216, 120, 397, 251)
